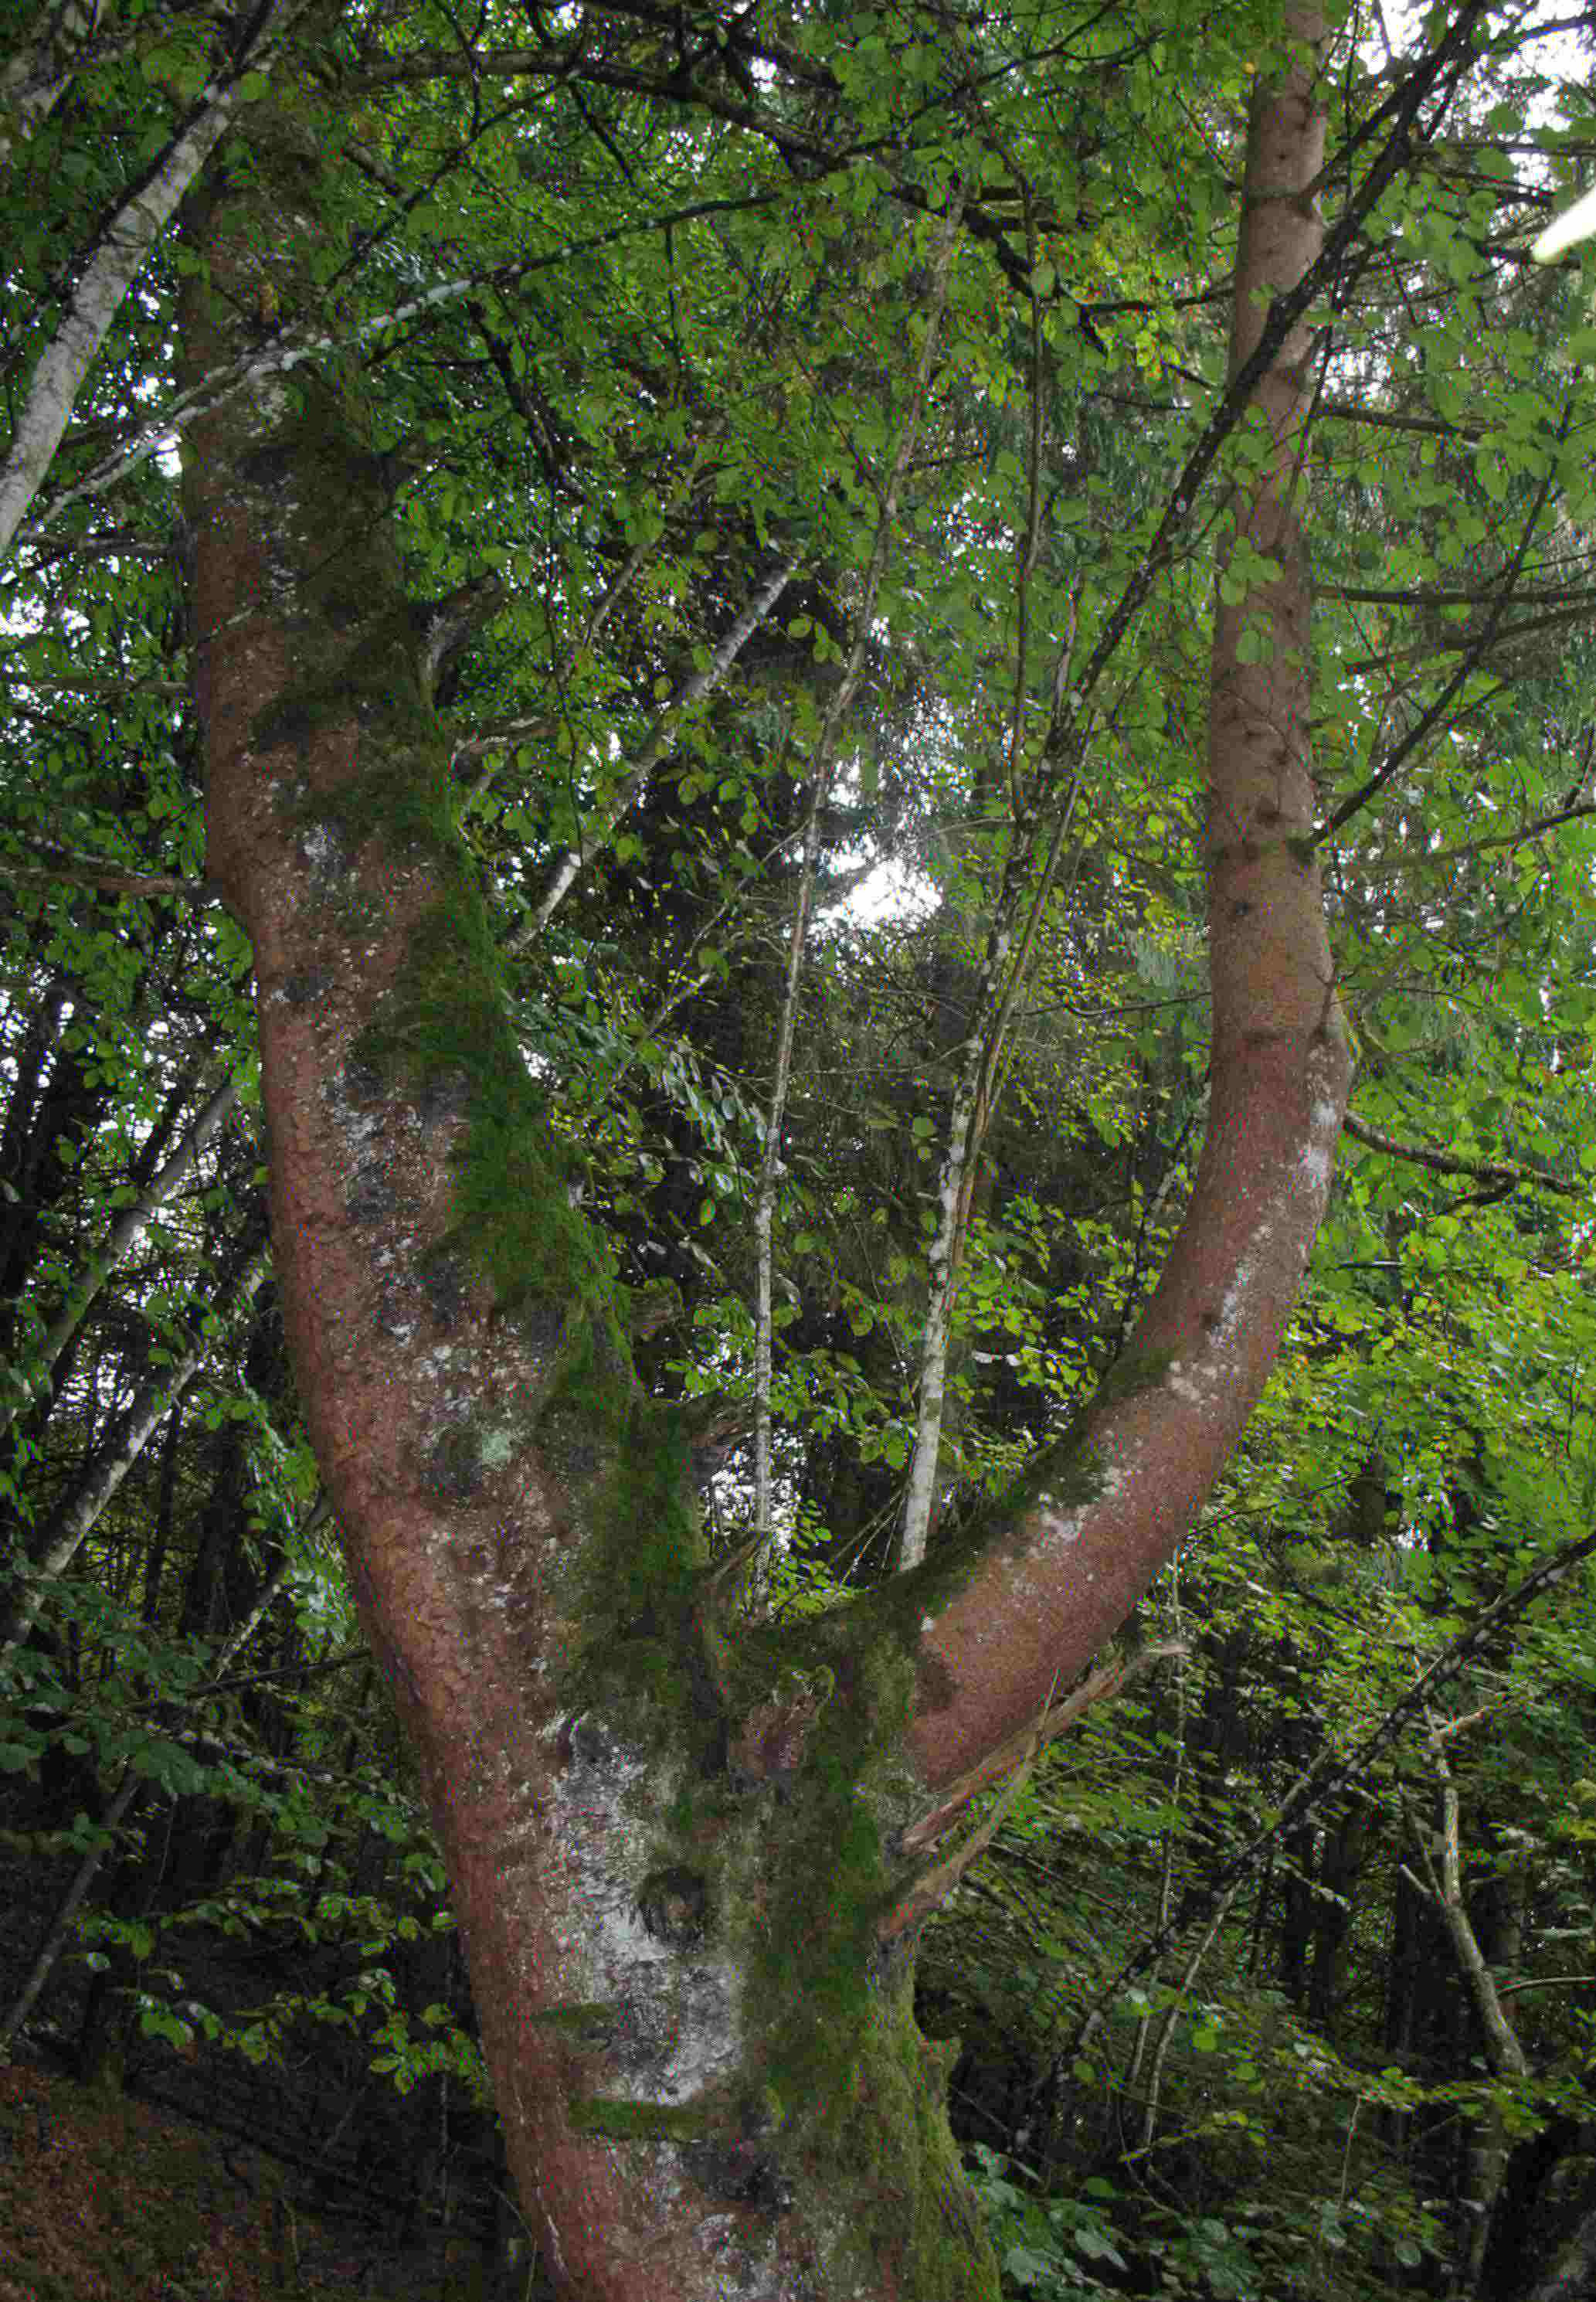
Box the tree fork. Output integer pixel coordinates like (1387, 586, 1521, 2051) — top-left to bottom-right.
(181, 12, 1350, 2288)
(180, 100, 996, 2302)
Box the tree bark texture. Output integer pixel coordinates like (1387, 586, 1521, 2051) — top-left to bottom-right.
(180, 110, 996, 2302)
(904, 0, 1350, 1806)
(182, 22, 1348, 2295)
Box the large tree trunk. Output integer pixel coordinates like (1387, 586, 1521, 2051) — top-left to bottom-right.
(182, 19, 1344, 2297)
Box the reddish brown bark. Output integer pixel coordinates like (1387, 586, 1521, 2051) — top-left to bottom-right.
(180, 146, 904, 2302)
(182, 21, 1349, 2297)
(905, 2, 1350, 1799)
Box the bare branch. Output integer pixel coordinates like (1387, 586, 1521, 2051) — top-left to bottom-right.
(518, 554, 799, 942)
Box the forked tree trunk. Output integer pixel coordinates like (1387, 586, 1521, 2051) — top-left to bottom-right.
(182, 19, 1344, 2297)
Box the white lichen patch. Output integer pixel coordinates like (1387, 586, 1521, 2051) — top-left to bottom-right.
(1032, 1501, 1083, 1543)
(299, 821, 342, 872)
(1300, 1141, 1333, 1189)
(665, 2166, 793, 2302)
(549, 1718, 742, 2105)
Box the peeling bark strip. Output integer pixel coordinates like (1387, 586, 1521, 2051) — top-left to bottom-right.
(905, 5, 1353, 1794)
(183, 105, 994, 2302)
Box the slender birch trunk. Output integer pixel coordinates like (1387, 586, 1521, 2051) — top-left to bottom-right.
(898, 260, 1080, 1571)
(1403, 1715, 1528, 2299)
(895, 997, 986, 1569)
(752, 203, 962, 1542)
(1123, 1617, 1186, 2116)
(1137, 1881, 1243, 2151)
(0, 1, 295, 559)
(0, 1076, 240, 1435)
(0, 1238, 269, 1662)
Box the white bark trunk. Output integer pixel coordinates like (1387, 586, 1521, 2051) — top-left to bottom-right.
(0, 5, 298, 558)
(751, 203, 962, 1537)
(0, 1076, 240, 1435)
